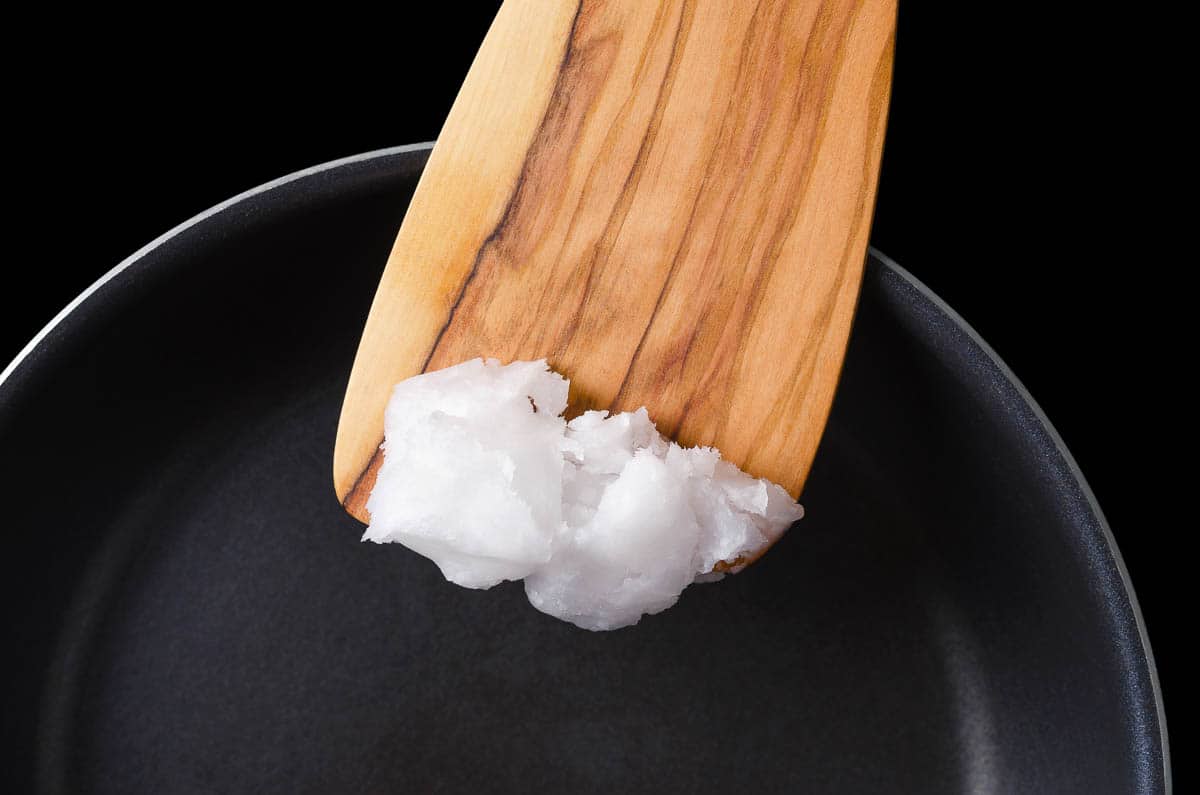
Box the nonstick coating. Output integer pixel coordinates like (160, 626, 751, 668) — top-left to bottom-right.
(0, 145, 1167, 793)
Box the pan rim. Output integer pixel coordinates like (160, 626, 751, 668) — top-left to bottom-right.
(869, 250, 1170, 791)
(0, 143, 1169, 790)
(0, 143, 436, 389)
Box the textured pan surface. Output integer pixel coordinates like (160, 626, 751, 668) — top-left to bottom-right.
(0, 145, 1167, 793)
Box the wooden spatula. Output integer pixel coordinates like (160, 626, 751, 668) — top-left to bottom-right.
(336, 0, 896, 536)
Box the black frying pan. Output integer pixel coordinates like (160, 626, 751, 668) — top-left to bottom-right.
(0, 144, 1168, 793)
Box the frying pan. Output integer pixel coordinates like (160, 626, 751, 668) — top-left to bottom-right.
(0, 144, 1168, 793)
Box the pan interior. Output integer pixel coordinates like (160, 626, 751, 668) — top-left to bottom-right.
(0, 147, 1164, 794)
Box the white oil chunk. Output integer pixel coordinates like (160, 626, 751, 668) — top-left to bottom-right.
(364, 358, 804, 630)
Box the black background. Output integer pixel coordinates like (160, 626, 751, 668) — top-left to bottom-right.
(5, 4, 1180, 781)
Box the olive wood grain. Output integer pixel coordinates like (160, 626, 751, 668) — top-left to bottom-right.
(336, 0, 896, 525)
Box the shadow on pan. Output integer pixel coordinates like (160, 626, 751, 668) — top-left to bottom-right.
(0, 144, 1168, 794)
